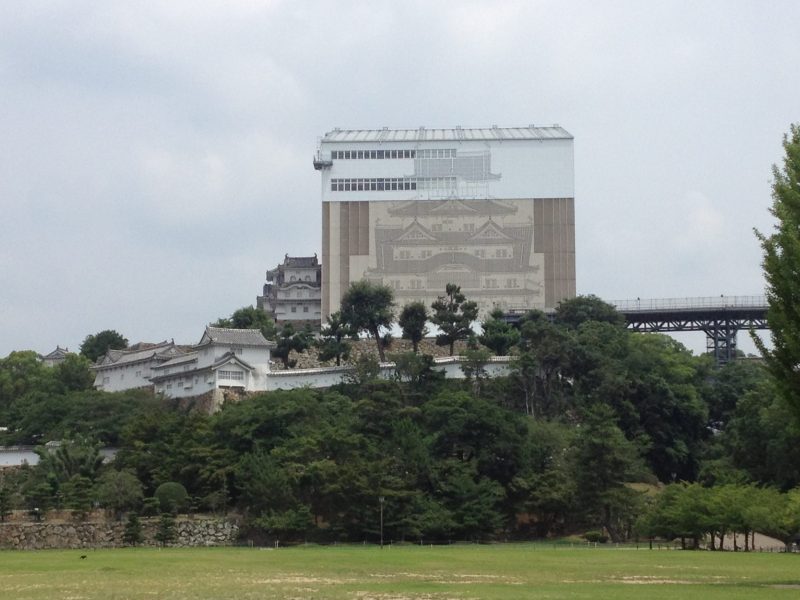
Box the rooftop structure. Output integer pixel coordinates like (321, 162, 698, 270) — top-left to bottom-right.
(40, 346, 70, 367)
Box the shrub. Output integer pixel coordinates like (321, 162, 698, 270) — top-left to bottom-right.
(584, 530, 609, 543)
(154, 482, 188, 514)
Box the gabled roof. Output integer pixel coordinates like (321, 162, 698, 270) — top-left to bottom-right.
(198, 327, 275, 348)
(94, 341, 184, 369)
(152, 352, 199, 371)
(42, 346, 70, 360)
(211, 352, 255, 372)
(283, 255, 319, 268)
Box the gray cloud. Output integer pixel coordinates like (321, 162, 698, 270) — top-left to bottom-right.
(1, 0, 797, 357)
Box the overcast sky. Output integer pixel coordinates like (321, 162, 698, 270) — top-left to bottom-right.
(2, 0, 798, 358)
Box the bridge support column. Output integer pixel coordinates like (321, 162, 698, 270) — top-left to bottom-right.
(704, 321, 737, 365)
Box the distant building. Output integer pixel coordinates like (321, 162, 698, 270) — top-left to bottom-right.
(89, 327, 513, 409)
(257, 254, 322, 327)
(315, 125, 575, 318)
(40, 346, 71, 367)
(151, 327, 276, 399)
(92, 341, 185, 392)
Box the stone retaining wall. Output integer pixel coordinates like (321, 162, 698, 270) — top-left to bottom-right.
(0, 517, 238, 550)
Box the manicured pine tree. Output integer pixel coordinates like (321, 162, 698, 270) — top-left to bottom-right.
(155, 513, 177, 547)
(398, 302, 429, 354)
(122, 512, 144, 546)
(430, 284, 478, 356)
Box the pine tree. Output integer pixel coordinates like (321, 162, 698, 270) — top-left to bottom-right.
(316, 311, 357, 366)
(154, 513, 177, 547)
(430, 284, 478, 356)
(0, 484, 12, 522)
(398, 302, 429, 353)
(755, 124, 800, 423)
(122, 513, 143, 546)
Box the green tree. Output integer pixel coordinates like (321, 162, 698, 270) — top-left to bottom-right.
(571, 404, 644, 542)
(478, 308, 520, 356)
(391, 352, 444, 398)
(398, 302, 429, 353)
(122, 512, 144, 545)
(512, 420, 575, 538)
(272, 323, 314, 368)
(37, 437, 105, 484)
(214, 305, 277, 341)
(316, 311, 357, 366)
(554, 295, 625, 329)
(54, 354, 95, 392)
(254, 506, 314, 542)
(461, 345, 491, 397)
(79, 330, 128, 363)
(430, 284, 479, 356)
(154, 482, 188, 514)
(60, 474, 94, 520)
(96, 469, 144, 519)
(622, 334, 708, 482)
(718, 382, 800, 490)
(154, 512, 177, 546)
(755, 124, 800, 425)
(340, 280, 395, 362)
(0, 351, 58, 425)
(510, 312, 575, 418)
(0, 483, 12, 522)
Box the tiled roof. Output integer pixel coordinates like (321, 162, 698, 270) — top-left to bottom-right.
(283, 255, 319, 268)
(199, 327, 275, 348)
(321, 125, 572, 143)
(94, 341, 182, 368)
(42, 346, 70, 360)
(152, 352, 198, 370)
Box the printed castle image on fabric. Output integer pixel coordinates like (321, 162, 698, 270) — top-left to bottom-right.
(364, 198, 543, 314)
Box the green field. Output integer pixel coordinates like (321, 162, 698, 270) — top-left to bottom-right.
(0, 544, 798, 599)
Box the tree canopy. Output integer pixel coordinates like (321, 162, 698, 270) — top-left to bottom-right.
(398, 302, 429, 353)
(755, 123, 800, 425)
(213, 306, 276, 341)
(430, 284, 478, 356)
(79, 330, 128, 363)
(340, 281, 394, 362)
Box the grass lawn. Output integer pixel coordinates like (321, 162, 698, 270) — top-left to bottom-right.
(0, 544, 798, 599)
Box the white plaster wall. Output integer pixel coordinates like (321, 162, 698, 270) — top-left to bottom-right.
(94, 360, 158, 392)
(264, 357, 511, 392)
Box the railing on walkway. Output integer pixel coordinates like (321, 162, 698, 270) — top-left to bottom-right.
(611, 296, 767, 313)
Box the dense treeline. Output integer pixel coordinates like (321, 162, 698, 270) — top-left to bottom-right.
(2, 296, 799, 546)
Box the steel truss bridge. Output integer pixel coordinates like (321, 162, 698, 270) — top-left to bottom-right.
(503, 296, 769, 366)
(611, 296, 768, 365)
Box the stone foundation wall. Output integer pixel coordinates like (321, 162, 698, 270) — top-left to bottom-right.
(279, 337, 471, 370)
(0, 516, 238, 550)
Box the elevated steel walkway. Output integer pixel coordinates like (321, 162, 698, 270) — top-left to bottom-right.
(611, 296, 768, 365)
(502, 296, 768, 365)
